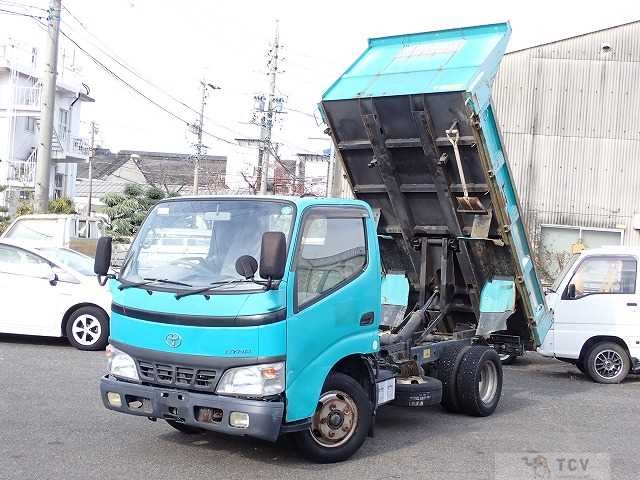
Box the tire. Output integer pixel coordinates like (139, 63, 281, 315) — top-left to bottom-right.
(65, 306, 109, 351)
(435, 343, 471, 413)
(586, 342, 630, 384)
(576, 359, 588, 376)
(498, 353, 517, 365)
(456, 346, 503, 416)
(166, 420, 205, 434)
(293, 372, 372, 463)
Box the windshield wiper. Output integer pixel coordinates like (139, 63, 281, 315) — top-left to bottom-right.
(175, 279, 267, 299)
(119, 277, 193, 291)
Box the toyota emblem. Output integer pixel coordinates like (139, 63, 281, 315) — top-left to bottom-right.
(165, 333, 182, 348)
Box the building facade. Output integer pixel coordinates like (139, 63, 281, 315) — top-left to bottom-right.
(492, 21, 640, 277)
(0, 39, 93, 213)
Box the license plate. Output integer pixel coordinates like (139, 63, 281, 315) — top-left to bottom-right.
(376, 378, 396, 406)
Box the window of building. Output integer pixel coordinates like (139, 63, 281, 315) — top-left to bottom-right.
(539, 224, 624, 279)
(25, 116, 36, 133)
(18, 190, 33, 201)
(568, 256, 637, 298)
(58, 109, 69, 139)
(54, 173, 64, 199)
(295, 210, 367, 309)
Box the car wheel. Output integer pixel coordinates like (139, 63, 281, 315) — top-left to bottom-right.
(586, 342, 630, 384)
(576, 359, 588, 376)
(456, 346, 503, 416)
(65, 306, 109, 351)
(293, 372, 371, 463)
(166, 420, 205, 434)
(435, 344, 471, 413)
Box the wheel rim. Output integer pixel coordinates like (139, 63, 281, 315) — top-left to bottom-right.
(71, 314, 101, 346)
(478, 361, 498, 404)
(309, 390, 359, 448)
(594, 349, 624, 379)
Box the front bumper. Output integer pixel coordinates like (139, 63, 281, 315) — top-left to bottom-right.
(100, 375, 284, 442)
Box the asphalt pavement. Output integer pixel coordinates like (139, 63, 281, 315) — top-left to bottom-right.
(1, 334, 639, 480)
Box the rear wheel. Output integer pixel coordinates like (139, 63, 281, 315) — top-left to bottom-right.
(435, 344, 470, 413)
(65, 306, 109, 351)
(586, 342, 630, 384)
(166, 420, 205, 434)
(456, 346, 503, 416)
(293, 372, 371, 463)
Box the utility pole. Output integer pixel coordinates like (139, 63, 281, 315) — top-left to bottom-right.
(34, 0, 62, 213)
(259, 21, 282, 195)
(193, 81, 219, 195)
(87, 121, 97, 215)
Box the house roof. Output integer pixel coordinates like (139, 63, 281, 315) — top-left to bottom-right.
(77, 148, 227, 189)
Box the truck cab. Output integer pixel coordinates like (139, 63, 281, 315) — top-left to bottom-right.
(539, 247, 640, 383)
(98, 196, 385, 460)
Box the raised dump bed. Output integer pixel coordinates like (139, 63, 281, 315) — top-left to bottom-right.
(320, 23, 552, 349)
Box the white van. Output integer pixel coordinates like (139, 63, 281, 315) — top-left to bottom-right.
(1, 214, 106, 257)
(539, 246, 640, 383)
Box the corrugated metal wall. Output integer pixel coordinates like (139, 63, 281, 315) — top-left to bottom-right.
(493, 21, 640, 247)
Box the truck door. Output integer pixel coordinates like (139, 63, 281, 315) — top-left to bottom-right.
(552, 254, 639, 359)
(284, 206, 380, 422)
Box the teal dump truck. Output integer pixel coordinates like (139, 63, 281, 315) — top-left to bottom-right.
(95, 22, 552, 463)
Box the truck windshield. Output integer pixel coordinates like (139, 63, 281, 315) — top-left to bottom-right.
(549, 253, 580, 292)
(120, 199, 294, 290)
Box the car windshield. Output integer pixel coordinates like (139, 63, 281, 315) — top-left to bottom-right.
(5, 219, 60, 241)
(120, 199, 295, 290)
(549, 253, 580, 292)
(38, 248, 95, 276)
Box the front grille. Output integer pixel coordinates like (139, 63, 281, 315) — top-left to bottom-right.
(136, 359, 218, 391)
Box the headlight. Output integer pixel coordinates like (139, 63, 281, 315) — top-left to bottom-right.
(106, 344, 140, 382)
(216, 362, 284, 397)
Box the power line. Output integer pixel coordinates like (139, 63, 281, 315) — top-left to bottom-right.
(60, 4, 249, 140)
(0, 0, 46, 12)
(0, 6, 43, 18)
(53, 26, 246, 148)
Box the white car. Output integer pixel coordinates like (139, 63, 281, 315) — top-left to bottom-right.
(0, 240, 111, 350)
(539, 246, 640, 383)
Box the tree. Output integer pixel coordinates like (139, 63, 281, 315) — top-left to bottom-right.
(0, 186, 10, 234)
(102, 184, 171, 241)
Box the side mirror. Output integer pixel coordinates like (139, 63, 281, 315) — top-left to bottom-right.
(235, 255, 258, 279)
(48, 268, 59, 286)
(94, 236, 113, 286)
(259, 231, 286, 282)
(566, 283, 576, 299)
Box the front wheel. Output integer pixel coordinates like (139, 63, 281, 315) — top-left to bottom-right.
(65, 306, 109, 351)
(586, 342, 630, 384)
(293, 372, 372, 463)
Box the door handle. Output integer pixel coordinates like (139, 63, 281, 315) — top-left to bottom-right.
(360, 312, 374, 326)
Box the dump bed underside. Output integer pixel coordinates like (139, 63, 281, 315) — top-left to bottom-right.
(323, 92, 537, 341)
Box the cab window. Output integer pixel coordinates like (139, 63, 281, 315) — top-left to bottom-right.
(295, 209, 367, 309)
(568, 256, 637, 298)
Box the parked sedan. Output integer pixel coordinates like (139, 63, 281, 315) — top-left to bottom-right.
(0, 240, 111, 350)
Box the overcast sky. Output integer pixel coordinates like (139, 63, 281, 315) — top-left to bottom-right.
(2, 0, 639, 161)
